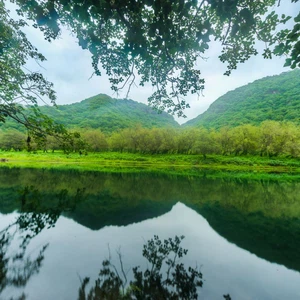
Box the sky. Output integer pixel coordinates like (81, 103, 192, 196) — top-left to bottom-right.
(11, 1, 300, 124)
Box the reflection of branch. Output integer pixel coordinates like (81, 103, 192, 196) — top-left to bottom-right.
(0, 222, 48, 298)
(1, 185, 84, 297)
(79, 236, 204, 299)
(166, 250, 178, 281)
(107, 244, 121, 281)
(116, 247, 128, 291)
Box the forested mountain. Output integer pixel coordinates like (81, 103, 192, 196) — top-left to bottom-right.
(1, 94, 179, 133)
(2, 70, 300, 135)
(184, 69, 300, 128)
(41, 94, 180, 132)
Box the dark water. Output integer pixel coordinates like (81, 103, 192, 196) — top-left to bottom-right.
(0, 168, 300, 299)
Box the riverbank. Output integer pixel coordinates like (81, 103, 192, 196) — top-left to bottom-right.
(1, 151, 300, 180)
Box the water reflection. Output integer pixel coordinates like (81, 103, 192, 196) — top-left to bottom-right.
(78, 235, 204, 300)
(0, 185, 83, 299)
(0, 168, 300, 299)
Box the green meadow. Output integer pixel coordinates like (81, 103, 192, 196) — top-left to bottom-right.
(1, 151, 300, 180)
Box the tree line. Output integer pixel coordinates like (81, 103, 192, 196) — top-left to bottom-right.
(0, 120, 299, 158)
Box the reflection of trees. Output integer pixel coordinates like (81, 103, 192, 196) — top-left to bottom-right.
(0, 230, 47, 300)
(0, 186, 84, 299)
(0, 212, 49, 299)
(1, 169, 300, 219)
(1, 169, 300, 273)
(78, 236, 205, 300)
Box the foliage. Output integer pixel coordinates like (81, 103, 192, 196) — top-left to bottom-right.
(2, 66, 300, 144)
(1, 120, 300, 157)
(0, 183, 85, 299)
(0, 1, 51, 132)
(11, 0, 300, 116)
(0, 230, 47, 300)
(0, 0, 77, 148)
(0, 94, 179, 134)
(184, 69, 300, 128)
(79, 235, 203, 300)
(40, 94, 180, 133)
(0, 129, 26, 151)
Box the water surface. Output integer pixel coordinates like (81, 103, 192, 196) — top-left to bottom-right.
(0, 168, 300, 299)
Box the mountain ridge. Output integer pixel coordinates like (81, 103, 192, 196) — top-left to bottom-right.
(1, 70, 299, 133)
(183, 69, 300, 128)
(40, 93, 180, 132)
(0, 94, 180, 133)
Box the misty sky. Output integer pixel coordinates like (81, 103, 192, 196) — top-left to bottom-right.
(17, 1, 300, 124)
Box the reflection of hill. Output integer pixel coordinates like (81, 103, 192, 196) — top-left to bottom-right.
(197, 204, 300, 272)
(66, 194, 174, 229)
(1, 168, 300, 272)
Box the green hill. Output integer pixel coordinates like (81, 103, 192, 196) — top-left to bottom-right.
(40, 94, 180, 132)
(1, 94, 179, 133)
(184, 69, 300, 128)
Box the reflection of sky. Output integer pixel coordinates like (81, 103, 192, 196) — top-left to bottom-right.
(1, 203, 300, 300)
(6, 2, 300, 123)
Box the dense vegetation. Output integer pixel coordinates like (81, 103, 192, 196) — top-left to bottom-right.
(2, 0, 299, 134)
(1, 70, 300, 158)
(184, 69, 300, 128)
(0, 94, 179, 133)
(1, 121, 299, 158)
(2, 69, 300, 136)
(9, 0, 299, 117)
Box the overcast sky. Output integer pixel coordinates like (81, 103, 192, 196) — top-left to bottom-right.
(15, 1, 300, 124)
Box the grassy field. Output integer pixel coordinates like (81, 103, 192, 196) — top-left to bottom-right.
(0, 150, 300, 180)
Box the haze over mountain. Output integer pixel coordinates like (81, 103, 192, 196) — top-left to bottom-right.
(184, 69, 300, 128)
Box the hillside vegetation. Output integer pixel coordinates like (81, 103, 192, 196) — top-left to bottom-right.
(184, 69, 300, 128)
(1, 121, 300, 158)
(1, 71, 300, 158)
(0, 94, 179, 133)
(41, 94, 180, 132)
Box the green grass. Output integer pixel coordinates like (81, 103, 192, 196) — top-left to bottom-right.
(0, 150, 300, 180)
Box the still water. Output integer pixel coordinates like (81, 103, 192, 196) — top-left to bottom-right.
(0, 168, 300, 299)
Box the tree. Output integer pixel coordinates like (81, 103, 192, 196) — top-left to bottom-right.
(109, 130, 128, 152)
(192, 127, 218, 157)
(10, 0, 300, 116)
(81, 129, 108, 152)
(0, 0, 71, 142)
(283, 122, 300, 157)
(177, 129, 198, 154)
(259, 120, 284, 156)
(230, 124, 259, 155)
(0, 129, 26, 150)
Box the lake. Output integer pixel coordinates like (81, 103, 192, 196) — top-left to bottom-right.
(0, 167, 300, 299)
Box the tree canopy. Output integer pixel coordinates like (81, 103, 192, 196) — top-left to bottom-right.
(1, 0, 299, 124)
(0, 0, 69, 140)
(9, 0, 300, 117)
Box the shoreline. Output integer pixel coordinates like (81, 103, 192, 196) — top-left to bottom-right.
(1, 151, 300, 181)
